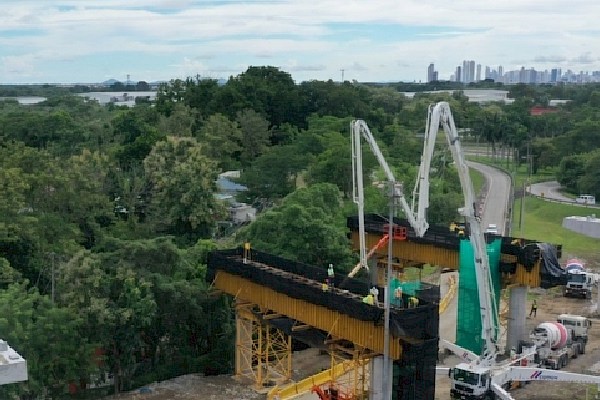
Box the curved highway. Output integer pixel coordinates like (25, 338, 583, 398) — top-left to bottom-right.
(467, 162, 512, 236)
(528, 181, 573, 202)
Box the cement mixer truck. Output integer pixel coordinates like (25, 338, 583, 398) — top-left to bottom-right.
(527, 314, 588, 370)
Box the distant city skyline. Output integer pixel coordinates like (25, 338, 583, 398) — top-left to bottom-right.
(3, 1, 600, 84)
(427, 62, 600, 85)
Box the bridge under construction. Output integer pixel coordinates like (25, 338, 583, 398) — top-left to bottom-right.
(207, 218, 564, 400)
(208, 247, 439, 399)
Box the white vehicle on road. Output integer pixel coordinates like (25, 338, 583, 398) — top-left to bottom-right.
(575, 194, 596, 204)
(485, 224, 498, 234)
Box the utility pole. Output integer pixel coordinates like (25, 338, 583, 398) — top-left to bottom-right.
(383, 181, 397, 400)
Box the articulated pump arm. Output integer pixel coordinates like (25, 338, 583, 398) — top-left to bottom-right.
(351, 120, 430, 272)
(425, 102, 499, 365)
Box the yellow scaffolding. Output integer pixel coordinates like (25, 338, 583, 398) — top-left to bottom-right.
(235, 302, 292, 390)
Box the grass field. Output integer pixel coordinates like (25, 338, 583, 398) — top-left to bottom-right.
(466, 147, 600, 264)
(512, 196, 600, 263)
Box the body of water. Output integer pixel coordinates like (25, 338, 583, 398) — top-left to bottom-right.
(400, 89, 513, 104)
(0, 96, 47, 105)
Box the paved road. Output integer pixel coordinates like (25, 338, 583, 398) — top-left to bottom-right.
(528, 181, 573, 202)
(467, 161, 512, 236)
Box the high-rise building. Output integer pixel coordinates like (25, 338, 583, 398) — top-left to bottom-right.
(485, 66, 491, 80)
(456, 66, 462, 82)
(427, 63, 436, 82)
(498, 66, 504, 79)
(476, 64, 481, 82)
(462, 60, 476, 83)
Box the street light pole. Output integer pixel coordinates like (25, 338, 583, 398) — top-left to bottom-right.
(383, 181, 396, 400)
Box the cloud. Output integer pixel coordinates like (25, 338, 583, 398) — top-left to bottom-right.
(2, 0, 600, 82)
(571, 52, 595, 64)
(1, 54, 37, 77)
(533, 55, 567, 63)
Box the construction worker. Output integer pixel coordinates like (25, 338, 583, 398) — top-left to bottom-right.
(322, 280, 329, 292)
(327, 263, 335, 288)
(369, 286, 379, 306)
(529, 299, 537, 318)
(394, 286, 403, 307)
(408, 296, 419, 308)
(362, 294, 374, 305)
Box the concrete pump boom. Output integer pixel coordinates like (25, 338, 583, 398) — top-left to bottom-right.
(351, 120, 430, 272)
(424, 101, 499, 364)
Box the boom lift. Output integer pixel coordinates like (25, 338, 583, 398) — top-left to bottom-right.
(416, 102, 600, 399)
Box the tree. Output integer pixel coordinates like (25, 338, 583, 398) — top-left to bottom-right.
(240, 144, 308, 202)
(0, 283, 96, 399)
(578, 149, 600, 197)
(57, 249, 157, 393)
(144, 136, 225, 239)
(155, 79, 186, 117)
(236, 109, 271, 167)
(306, 131, 355, 197)
(158, 102, 197, 137)
(227, 66, 304, 128)
(198, 113, 242, 171)
(557, 154, 586, 192)
(239, 183, 354, 269)
(113, 106, 165, 168)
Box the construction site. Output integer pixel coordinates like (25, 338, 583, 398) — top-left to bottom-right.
(106, 102, 600, 400)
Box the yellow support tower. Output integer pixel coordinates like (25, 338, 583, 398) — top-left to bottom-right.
(235, 302, 292, 390)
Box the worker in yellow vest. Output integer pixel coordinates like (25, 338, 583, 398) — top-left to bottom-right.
(408, 297, 419, 308)
(362, 294, 374, 305)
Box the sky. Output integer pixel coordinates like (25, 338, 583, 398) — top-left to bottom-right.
(2, 0, 600, 84)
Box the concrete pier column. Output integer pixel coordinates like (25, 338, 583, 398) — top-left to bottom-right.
(506, 286, 527, 354)
(369, 356, 392, 400)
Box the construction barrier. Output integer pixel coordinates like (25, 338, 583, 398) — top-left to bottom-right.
(439, 275, 456, 314)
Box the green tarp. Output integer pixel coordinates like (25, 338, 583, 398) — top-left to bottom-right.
(456, 238, 502, 355)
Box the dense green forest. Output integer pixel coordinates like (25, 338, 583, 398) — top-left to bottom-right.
(2, 66, 600, 398)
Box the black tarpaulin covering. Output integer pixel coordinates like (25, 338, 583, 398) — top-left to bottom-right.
(393, 337, 438, 400)
(537, 242, 567, 288)
(347, 214, 459, 250)
(207, 248, 439, 340)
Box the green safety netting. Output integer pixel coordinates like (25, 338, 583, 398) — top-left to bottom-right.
(389, 277, 421, 306)
(456, 238, 502, 355)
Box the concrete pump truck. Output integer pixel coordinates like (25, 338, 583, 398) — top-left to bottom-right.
(416, 102, 600, 400)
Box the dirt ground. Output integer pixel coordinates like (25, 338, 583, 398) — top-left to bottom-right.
(103, 348, 331, 400)
(435, 284, 600, 400)
(502, 288, 600, 400)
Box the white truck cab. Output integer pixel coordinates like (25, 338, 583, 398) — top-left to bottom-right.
(450, 363, 494, 400)
(557, 314, 591, 342)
